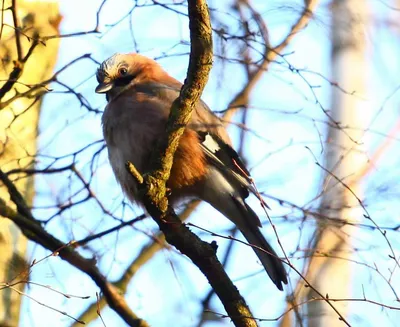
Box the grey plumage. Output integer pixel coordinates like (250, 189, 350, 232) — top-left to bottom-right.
(96, 53, 288, 290)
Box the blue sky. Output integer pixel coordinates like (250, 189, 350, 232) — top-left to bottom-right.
(16, 0, 400, 326)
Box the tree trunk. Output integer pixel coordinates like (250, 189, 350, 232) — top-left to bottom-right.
(0, 1, 60, 325)
(304, 0, 368, 326)
(279, 1, 369, 326)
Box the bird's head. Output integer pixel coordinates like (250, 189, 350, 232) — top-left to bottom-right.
(95, 53, 152, 101)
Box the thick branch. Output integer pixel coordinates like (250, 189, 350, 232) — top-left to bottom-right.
(147, 0, 213, 206)
(0, 198, 148, 327)
(132, 1, 258, 326)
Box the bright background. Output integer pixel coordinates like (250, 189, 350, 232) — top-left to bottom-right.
(17, 0, 400, 326)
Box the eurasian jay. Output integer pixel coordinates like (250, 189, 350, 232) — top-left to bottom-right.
(95, 53, 288, 290)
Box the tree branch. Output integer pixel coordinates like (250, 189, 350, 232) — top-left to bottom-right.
(0, 169, 149, 327)
(71, 199, 200, 327)
(224, 0, 319, 123)
(128, 1, 258, 326)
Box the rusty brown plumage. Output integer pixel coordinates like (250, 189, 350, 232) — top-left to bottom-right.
(96, 53, 288, 290)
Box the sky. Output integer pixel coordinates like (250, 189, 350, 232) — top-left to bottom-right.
(14, 0, 400, 326)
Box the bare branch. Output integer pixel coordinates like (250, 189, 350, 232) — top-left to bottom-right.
(224, 0, 319, 123)
(128, 1, 258, 326)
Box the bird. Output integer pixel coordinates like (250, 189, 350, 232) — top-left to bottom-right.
(95, 53, 288, 290)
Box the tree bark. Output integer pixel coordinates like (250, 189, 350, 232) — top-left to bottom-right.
(279, 1, 369, 326)
(0, 1, 60, 325)
(304, 0, 368, 326)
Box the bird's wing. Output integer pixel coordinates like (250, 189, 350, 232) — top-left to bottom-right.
(136, 82, 229, 137)
(135, 83, 256, 196)
(197, 131, 257, 199)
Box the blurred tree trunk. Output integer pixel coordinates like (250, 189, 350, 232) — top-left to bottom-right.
(280, 1, 368, 326)
(0, 1, 60, 325)
(304, 0, 368, 326)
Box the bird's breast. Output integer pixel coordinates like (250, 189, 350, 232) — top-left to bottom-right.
(101, 92, 210, 202)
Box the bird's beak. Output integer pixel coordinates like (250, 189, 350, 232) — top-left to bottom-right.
(95, 81, 114, 93)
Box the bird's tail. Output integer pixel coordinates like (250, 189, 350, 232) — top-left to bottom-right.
(238, 203, 288, 291)
(199, 168, 287, 290)
(208, 195, 288, 290)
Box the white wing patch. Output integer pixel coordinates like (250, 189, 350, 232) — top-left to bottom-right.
(198, 132, 257, 197)
(203, 133, 220, 153)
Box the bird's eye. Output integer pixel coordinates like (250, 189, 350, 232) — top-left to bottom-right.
(119, 67, 128, 76)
